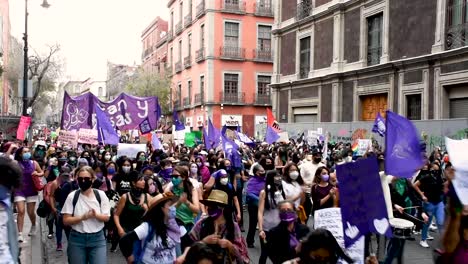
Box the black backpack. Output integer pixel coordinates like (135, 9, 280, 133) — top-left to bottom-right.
(71, 189, 102, 216)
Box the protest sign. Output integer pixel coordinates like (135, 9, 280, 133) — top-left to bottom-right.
(314, 208, 364, 264)
(16, 116, 32, 140)
(445, 137, 468, 205)
(77, 129, 98, 145)
(307, 130, 319, 146)
(277, 131, 290, 143)
(336, 156, 392, 247)
(57, 130, 78, 148)
(356, 139, 372, 156)
(117, 143, 146, 158)
(185, 132, 196, 147)
(162, 134, 173, 143)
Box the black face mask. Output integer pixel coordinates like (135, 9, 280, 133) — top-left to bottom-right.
(314, 157, 322, 163)
(77, 177, 93, 191)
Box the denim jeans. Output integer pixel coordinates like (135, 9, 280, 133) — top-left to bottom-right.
(68, 229, 106, 264)
(384, 238, 406, 264)
(421, 201, 445, 241)
(56, 213, 64, 244)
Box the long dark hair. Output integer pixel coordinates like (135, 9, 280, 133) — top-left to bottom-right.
(283, 162, 304, 185)
(264, 170, 285, 210)
(299, 229, 354, 264)
(173, 165, 194, 202)
(143, 199, 170, 247)
(199, 206, 235, 241)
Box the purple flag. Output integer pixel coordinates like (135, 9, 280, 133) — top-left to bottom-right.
(336, 156, 392, 248)
(139, 118, 153, 135)
(265, 125, 280, 144)
(172, 110, 185, 131)
(236, 131, 255, 147)
(61, 92, 159, 131)
(95, 105, 119, 145)
(206, 119, 221, 150)
(372, 112, 386, 137)
(151, 132, 163, 150)
(155, 98, 162, 128)
(221, 130, 242, 168)
(385, 110, 424, 178)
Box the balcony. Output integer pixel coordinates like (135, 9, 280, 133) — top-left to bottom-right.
(196, 0, 206, 18)
(184, 13, 193, 28)
(255, 94, 271, 105)
(299, 66, 309, 79)
(175, 61, 183, 73)
(220, 46, 245, 60)
(195, 48, 205, 63)
(445, 0, 468, 50)
(183, 97, 191, 108)
(220, 92, 245, 104)
(155, 36, 167, 48)
(174, 99, 181, 110)
(184, 55, 192, 69)
(194, 93, 204, 105)
(221, 0, 246, 14)
(253, 48, 273, 62)
(254, 1, 273, 17)
(165, 65, 173, 75)
(175, 21, 183, 35)
(296, 1, 312, 21)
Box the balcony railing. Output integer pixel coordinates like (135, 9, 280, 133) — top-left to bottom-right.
(195, 48, 205, 63)
(196, 0, 206, 18)
(220, 92, 245, 104)
(155, 35, 167, 48)
(220, 46, 245, 60)
(194, 93, 204, 105)
(255, 94, 271, 105)
(175, 61, 183, 73)
(445, 0, 468, 50)
(184, 55, 192, 69)
(253, 48, 273, 62)
(221, 0, 246, 14)
(254, 1, 273, 17)
(165, 65, 173, 75)
(184, 13, 193, 28)
(173, 100, 181, 110)
(167, 30, 174, 42)
(296, 1, 312, 21)
(299, 66, 309, 79)
(175, 21, 183, 35)
(183, 97, 191, 107)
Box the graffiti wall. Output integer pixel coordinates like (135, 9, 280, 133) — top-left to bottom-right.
(256, 119, 468, 152)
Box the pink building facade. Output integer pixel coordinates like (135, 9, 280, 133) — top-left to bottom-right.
(0, 0, 11, 114)
(141, 17, 168, 76)
(167, 0, 274, 137)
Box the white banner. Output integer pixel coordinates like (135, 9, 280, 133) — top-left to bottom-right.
(445, 137, 468, 205)
(117, 143, 146, 158)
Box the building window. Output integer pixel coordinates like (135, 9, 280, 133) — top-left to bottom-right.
(224, 74, 239, 94)
(367, 13, 383, 66)
(224, 22, 239, 47)
(200, 24, 205, 48)
(446, 0, 468, 49)
(299, 36, 311, 79)
(258, 25, 272, 51)
(200, 75, 205, 93)
(406, 94, 422, 120)
(179, 40, 182, 61)
(171, 11, 174, 32)
(257, 75, 271, 95)
(170, 47, 173, 66)
(188, 33, 192, 56)
(179, 2, 183, 21)
(188, 80, 192, 103)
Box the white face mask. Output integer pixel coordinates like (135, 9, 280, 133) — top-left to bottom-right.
(289, 171, 299, 180)
(190, 167, 198, 174)
(220, 178, 229, 185)
(104, 155, 111, 160)
(346, 156, 353, 163)
(122, 166, 131, 173)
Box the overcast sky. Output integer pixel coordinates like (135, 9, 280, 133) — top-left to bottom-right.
(10, 0, 169, 81)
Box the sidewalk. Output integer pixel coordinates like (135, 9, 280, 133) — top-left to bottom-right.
(18, 213, 43, 264)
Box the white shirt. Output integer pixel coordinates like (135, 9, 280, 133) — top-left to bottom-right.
(134, 222, 177, 264)
(0, 205, 14, 264)
(282, 180, 302, 208)
(62, 190, 110, 233)
(299, 161, 325, 187)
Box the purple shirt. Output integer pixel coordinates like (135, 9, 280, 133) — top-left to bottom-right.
(17, 160, 37, 197)
(246, 176, 265, 197)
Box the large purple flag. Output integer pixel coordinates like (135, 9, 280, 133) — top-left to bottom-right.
(265, 125, 280, 144)
(236, 131, 255, 147)
(372, 112, 386, 137)
(172, 110, 185, 131)
(337, 156, 392, 248)
(206, 119, 221, 150)
(61, 92, 159, 131)
(95, 105, 119, 145)
(221, 129, 242, 168)
(385, 110, 424, 178)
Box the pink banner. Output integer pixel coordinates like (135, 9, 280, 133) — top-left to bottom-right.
(16, 116, 32, 140)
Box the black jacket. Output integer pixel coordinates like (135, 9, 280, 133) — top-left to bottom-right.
(267, 222, 310, 264)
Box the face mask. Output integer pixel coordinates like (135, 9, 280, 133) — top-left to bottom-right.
(160, 168, 173, 180)
(58, 157, 67, 164)
(22, 153, 31, 160)
(69, 157, 77, 162)
(313, 157, 322, 163)
(220, 178, 229, 185)
(139, 156, 146, 161)
(279, 211, 297, 223)
(190, 167, 198, 174)
(108, 167, 116, 174)
(321, 174, 330, 182)
(169, 206, 177, 219)
(171, 177, 182, 186)
(196, 162, 202, 167)
(225, 166, 232, 171)
(346, 156, 353, 162)
(96, 172, 103, 179)
(208, 207, 223, 219)
(274, 177, 282, 186)
(148, 184, 156, 194)
(204, 162, 210, 167)
(77, 177, 93, 191)
(289, 171, 299, 180)
(104, 155, 111, 160)
(99, 149, 105, 154)
(122, 166, 131, 174)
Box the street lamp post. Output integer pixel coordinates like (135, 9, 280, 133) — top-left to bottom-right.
(22, 0, 50, 116)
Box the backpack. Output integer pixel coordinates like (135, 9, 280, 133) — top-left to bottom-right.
(71, 189, 102, 217)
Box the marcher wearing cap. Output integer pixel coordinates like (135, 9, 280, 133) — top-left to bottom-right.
(299, 148, 325, 221)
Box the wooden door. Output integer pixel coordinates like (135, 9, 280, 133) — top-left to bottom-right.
(361, 93, 388, 121)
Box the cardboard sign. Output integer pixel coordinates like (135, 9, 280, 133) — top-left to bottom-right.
(277, 131, 290, 143)
(57, 130, 78, 148)
(162, 134, 173, 143)
(356, 139, 372, 156)
(314, 208, 365, 264)
(307, 130, 320, 146)
(77, 129, 98, 145)
(445, 137, 468, 205)
(117, 143, 146, 158)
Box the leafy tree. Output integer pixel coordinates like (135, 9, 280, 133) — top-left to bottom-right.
(124, 68, 171, 114)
